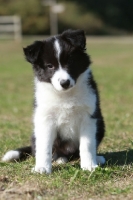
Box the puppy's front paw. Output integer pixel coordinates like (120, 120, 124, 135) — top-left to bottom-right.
(81, 161, 98, 172)
(31, 166, 51, 174)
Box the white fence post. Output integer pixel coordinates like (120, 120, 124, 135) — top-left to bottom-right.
(0, 15, 22, 41)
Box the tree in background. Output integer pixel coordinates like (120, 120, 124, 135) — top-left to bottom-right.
(72, 0, 133, 33)
(0, 0, 133, 35)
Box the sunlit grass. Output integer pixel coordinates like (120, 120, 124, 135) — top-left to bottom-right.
(0, 37, 133, 199)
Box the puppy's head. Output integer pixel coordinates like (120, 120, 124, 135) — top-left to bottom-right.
(23, 29, 91, 91)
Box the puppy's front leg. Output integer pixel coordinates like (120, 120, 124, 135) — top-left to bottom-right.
(80, 117, 98, 171)
(33, 110, 56, 174)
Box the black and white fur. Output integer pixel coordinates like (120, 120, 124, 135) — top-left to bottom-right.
(2, 30, 105, 174)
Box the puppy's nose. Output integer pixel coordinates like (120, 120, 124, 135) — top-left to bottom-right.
(60, 79, 70, 89)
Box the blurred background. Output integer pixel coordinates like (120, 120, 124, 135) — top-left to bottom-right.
(0, 0, 133, 39)
(0, 1, 133, 198)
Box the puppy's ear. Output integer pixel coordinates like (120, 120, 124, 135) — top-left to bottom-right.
(61, 29, 86, 50)
(23, 41, 43, 64)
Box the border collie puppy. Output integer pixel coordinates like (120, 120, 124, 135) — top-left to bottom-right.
(2, 30, 105, 174)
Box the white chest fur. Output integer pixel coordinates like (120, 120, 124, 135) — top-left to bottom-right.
(34, 68, 96, 141)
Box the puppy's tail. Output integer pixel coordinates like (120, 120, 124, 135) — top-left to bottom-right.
(2, 146, 32, 162)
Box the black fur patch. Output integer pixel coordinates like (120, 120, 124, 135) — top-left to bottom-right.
(89, 72, 105, 146)
(23, 30, 91, 84)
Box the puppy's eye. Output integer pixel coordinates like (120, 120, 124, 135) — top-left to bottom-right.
(46, 64, 54, 69)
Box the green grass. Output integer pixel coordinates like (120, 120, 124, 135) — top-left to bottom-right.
(0, 37, 133, 200)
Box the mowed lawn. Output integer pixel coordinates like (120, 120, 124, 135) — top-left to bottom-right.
(0, 37, 133, 200)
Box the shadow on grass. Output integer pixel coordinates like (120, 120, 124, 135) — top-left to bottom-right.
(53, 149, 133, 172)
(1, 150, 132, 173)
(104, 149, 133, 166)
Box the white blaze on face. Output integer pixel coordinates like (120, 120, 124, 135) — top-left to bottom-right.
(54, 39, 61, 60)
(51, 39, 75, 91)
